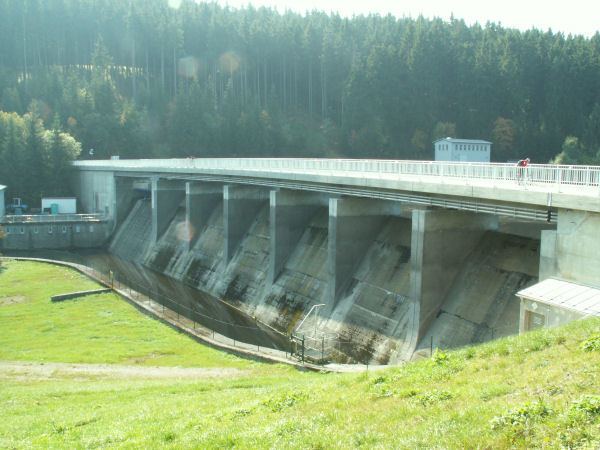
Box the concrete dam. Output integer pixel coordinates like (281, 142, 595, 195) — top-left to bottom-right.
(73, 158, 600, 363)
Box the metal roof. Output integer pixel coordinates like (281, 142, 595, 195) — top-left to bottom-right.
(433, 137, 492, 144)
(517, 278, 600, 317)
(0, 185, 6, 191)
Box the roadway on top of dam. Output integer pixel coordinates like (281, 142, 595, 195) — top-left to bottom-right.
(73, 158, 600, 219)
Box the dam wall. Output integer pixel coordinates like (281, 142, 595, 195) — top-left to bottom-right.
(102, 173, 545, 363)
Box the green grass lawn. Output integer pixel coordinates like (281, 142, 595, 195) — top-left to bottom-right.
(0, 259, 599, 448)
(0, 260, 250, 368)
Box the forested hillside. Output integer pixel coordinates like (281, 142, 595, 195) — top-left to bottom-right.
(1, 0, 600, 176)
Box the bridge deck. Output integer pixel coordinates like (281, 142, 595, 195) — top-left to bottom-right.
(73, 159, 600, 213)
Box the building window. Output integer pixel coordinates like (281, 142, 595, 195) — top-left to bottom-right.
(48, 226, 53, 234)
(20, 227, 25, 234)
(525, 310, 546, 331)
(62, 226, 67, 234)
(75, 225, 81, 233)
(89, 225, 94, 233)
(33, 227, 38, 234)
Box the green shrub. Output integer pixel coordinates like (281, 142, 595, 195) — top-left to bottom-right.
(580, 334, 600, 352)
(490, 400, 553, 430)
(431, 349, 449, 365)
(262, 391, 308, 412)
(415, 390, 454, 406)
(569, 395, 600, 421)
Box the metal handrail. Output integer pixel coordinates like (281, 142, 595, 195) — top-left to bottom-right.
(1, 213, 106, 224)
(73, 158, 600, 191)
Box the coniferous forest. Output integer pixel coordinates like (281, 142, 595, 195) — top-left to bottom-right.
(1, 0, 600, 203)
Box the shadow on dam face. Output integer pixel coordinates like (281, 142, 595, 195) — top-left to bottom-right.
(5, 249, 290, 350)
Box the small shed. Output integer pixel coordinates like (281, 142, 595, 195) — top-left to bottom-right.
(0, 185, 5, 217)
(516, 278, 600, 333)
(434, 137, 492, 163)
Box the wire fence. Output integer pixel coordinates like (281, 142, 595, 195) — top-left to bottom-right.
(7, 257, 517, 366)
(62, 264, 300, 361)
(78, 265, 515, 366)
(98, 267, 390, 365)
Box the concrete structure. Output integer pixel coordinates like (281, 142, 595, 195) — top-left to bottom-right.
(0, 216, 111, 250)
(151, 178, 185, 243)
(186, 181, 222, 249)
(0, 185, 5, 218)
(434, 138, 491, 162)
(328, 197, 402, 305)
(223, 185, 269, 265)
(410, 209, 498, 339)
(269, 190, 326, 284)
(41, 197, 77, 214)
(70, 158, 600, 363)
(517, 278, 600, 332)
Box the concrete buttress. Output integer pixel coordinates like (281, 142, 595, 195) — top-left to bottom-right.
(410, 209, 498, 341)
(328, 197, 403, 306)
(269, 190, 326, 285)
(151, 178, 185, 243)
(223, 185, 269, 265)
(186, 181, 222, 250)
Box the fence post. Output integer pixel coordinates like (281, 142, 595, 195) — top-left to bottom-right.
(301, 335, 305, 363)
(321, 336, 325, 362)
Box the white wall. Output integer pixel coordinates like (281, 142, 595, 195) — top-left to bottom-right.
(447, 143, 490, 163)
(75, 170, 116, 217)
(42, 198, 77, 214)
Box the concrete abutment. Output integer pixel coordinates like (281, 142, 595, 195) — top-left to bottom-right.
(540, 209, 600, 288)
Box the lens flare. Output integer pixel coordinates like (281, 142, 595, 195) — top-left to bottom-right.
(177, 56, 200, 79)
(218, 51, 241, 75)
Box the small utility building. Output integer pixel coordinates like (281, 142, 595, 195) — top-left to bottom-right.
(0, 185, 5, 217)
(41, 197, 77, 214)
(434, 138, 491, 162)
(517, 278, 600, 333)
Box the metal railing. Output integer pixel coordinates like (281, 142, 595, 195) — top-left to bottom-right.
(1, 213, 106, 224)
(73, 158, 600, 193)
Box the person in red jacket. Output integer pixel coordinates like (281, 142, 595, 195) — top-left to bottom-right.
(516, 157, 530, 184)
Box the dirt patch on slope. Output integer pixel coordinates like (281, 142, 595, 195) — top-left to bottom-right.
(0, 296, 27, 306)
(0, 361, 247, 381)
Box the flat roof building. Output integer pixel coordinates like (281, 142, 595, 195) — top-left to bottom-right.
(517, 278, 600, 333)
(434, 137, 491, 163)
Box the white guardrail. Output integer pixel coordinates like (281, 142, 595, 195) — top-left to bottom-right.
(73, 158, 600, 192)
(1, 214, 105, 224)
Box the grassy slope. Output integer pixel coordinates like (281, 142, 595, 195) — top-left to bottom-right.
(1, 260, 599, 448)
(0, 260, 249, 368)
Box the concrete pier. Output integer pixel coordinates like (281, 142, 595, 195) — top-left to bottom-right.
(186, 182, 222, 250)
(539, 210, 600, 288)
(223, 185, 269, 265)
(327, 198, 403, 305)
(410, 209, 498, 339)
(151, 178, 185, 243)
(268, 190, 326, 284)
